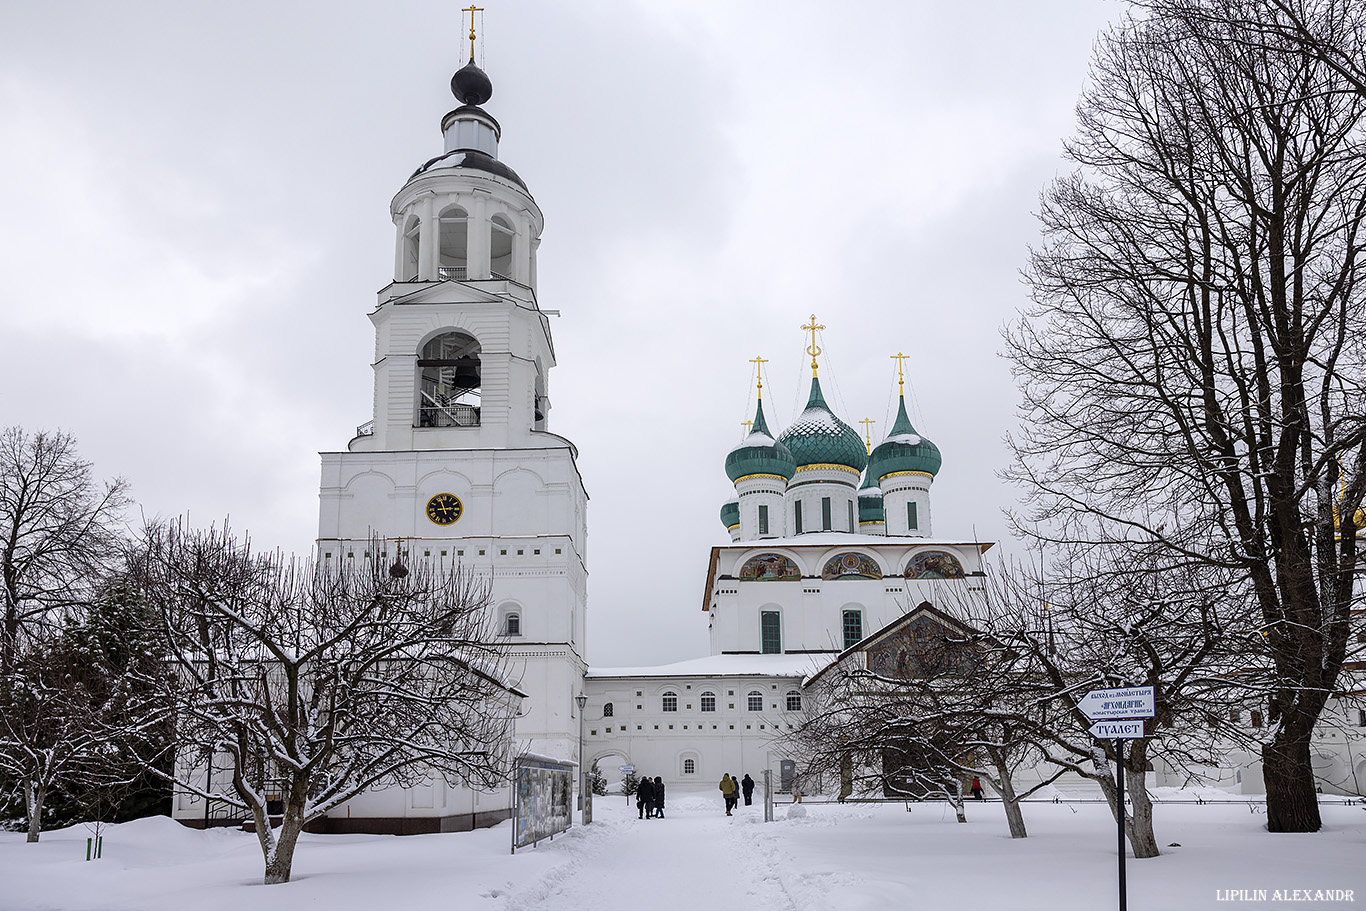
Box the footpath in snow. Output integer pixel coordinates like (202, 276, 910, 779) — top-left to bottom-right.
(1, 790, 1363, 910)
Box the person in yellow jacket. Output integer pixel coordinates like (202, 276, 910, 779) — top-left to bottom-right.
(719, 773, 738, 815)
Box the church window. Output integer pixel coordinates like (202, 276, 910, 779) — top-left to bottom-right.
(1358, 709, 1366, 727)
(603, 703, 613, 717)
(490, 214, 515, 280)
(908, 502, 919, 530)
(700, 692, 716, 712)
(822, 497, 832, 531)
(1251, 710, 1263, 728)
(794, 501, 803, 534)
(758, 504, 769, 535)
(418, 331, 481, 427)
(437, 205, 468, 280)
(682, 757, 697, 775)
(662, 692, 678, 712)
(847, 500, 855, 531)
(761, 611, 781, 654)
(843, 610, 863, 649)
(503, 612, 520, 636)
(786, 691, 802, 711)
(747, 691, 763, 712)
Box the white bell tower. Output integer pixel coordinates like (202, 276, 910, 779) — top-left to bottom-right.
(317, 45, 588, 763)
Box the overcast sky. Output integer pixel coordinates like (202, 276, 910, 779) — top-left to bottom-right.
(0, 1, 1122, 666)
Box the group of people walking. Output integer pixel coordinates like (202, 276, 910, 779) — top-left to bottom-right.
(636, 775, 666, 818)
(718, 773, 755, 815)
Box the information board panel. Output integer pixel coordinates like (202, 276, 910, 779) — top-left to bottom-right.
(511, 755, 574, 852)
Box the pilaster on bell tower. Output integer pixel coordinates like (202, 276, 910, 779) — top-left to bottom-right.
(318, 16, 588, 763)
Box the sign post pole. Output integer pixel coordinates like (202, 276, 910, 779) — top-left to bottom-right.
(1116, 737, 1126, 911)
(1077, 685, 1153, 911)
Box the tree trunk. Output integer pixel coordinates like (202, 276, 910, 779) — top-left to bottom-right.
(25, 779, 44, 843)
(1123, 764, 1159, 859)
(1263, 728, 1322, 833)
(262, 797, 306, 885)
(991, 756, 1028, 839)
(948, 780, 966, 823)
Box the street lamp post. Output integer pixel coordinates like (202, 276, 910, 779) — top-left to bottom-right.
(575, 692, 587, 817)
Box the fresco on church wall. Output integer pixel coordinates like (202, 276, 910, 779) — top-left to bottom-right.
(739, 553, 801, 582)
(866, 615, 976, 679)
(903, 550, 965, 580)
(821, 552, 883, 580)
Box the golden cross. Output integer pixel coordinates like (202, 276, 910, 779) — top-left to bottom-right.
(463, 5, 484, 59)
(741, 420, 754, 434)
(802, 314, 824, 376)
(890, 352, 910, 395)
(749, 355, 768, 399)
(859, 418, 876, 454)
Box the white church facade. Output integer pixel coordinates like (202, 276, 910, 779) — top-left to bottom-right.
(171, 37, 1366, 834)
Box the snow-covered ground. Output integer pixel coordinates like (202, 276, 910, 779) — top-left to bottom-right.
(2, 790, 1363, 910)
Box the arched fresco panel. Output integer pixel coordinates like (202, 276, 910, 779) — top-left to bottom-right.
(821, 552, 883, 581)
(903, 550, 965, 580)
(739, 553, 801, 582)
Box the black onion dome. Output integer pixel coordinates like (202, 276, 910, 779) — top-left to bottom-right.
(410, 148, 527, 191)
(451, 59, 493, 105)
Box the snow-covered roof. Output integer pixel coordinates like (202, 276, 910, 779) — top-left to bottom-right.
(588, 652, 831, 681)
(714, 532, 992, 550)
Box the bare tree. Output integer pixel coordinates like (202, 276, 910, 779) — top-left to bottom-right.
(0, 604, 161, 843)
(964, 552, 1251, 858)
(133, 522, 518, 885)
(0, 427, 130, 674)
(1010, 0, 1366, 832)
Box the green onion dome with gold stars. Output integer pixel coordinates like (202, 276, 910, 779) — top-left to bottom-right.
(868, 393, 941, 481)
(725, 399, 797, 483)
(777, 377, 868, 473)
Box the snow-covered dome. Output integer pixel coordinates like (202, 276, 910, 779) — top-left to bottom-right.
(720, 497, 740, 531)
(725, 400, 796, 483)
(857, 468, 885, 525)
(777, 378, 867, 473)
(868, 395, 941, 482)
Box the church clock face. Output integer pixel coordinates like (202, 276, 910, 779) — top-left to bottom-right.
(425, 492, 463, 527)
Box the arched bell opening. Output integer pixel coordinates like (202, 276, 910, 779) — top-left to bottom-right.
(417, 331, 481, 427)
(401, 215, 421, 281)
(490, 214, 514, 280)
(438, 205, 469, 281)
(533, 362, 548, 431)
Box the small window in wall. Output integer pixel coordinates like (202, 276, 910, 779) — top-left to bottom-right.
(504, 612, 521, 636)
(700, 692, 716, 712)
(786, 691, 802, 711)
(822, 497, 832, 531)
(747, 691, 763, 712)
(794, 500, 803, 534)
(758, 504, 769, 536)
(908, 501, 919, 530)
(1251, 710, 1263, 728)
(603, 703, 614, 717)
(662, 692, 678, 712)
(683, 758, 696, 775)
(842, 610, 863, 650)
(1358, 709, 1366, 727)
(1230, 709, 1241, 723)
(761, 611, 781, 654)
(847, 499, 855, 531)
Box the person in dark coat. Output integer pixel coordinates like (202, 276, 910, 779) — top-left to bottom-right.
(741, 773, 755, 806)
(637, 774, 655, 818)
(653, 776, 666, 818)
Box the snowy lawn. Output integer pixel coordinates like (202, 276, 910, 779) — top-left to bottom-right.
(2, 792, 1363, 911)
